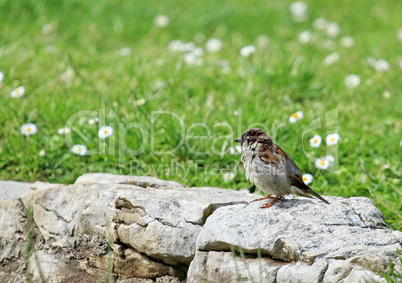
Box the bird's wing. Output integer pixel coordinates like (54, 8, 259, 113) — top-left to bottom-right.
(272, 143, 303, 178)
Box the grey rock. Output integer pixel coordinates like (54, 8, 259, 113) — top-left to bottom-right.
(0, 180, 32, 201)
(0, 199, 26, 263)
(1, 174, 400, 283)
(74, 173, 184, 188)
(189, 196, 402, 282)
(187, 251, 283, 283)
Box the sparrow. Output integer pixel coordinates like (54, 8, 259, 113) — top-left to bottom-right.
(235, 128, 329, 208)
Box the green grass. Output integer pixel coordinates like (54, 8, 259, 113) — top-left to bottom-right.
(0, 0, 401, 229)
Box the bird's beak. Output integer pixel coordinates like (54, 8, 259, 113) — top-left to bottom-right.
(235, 138, 242, 143)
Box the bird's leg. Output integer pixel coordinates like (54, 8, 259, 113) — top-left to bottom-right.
(252, 195, 275, 202)
(259, 195, 282, 209)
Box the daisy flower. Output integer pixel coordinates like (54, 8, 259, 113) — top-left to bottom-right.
(397, 28, 402, 42)
(313, 18, 327, 30)
(324, 155, 336, 163)
(324, 52, 340, 65)
(134, 98, 146, 106)
(383, 90, 391, 99)
(229, 145, 242, 155)
(58, 127, 71, 135)
(88, 117, 99, 125)
(315, 157, 329, 169)
(71, 145, 87, 156)
(154, 15, 169, 28)
(325, 22, 340, 38)
(39, 149, 46, 156)
(340, 36, 355, 48)
(11, 86, 25, 98)
(361, 174, 370, 183)
(298, 31, 313, 44)
(98, 126, 114, 139)
(289, 1, 308, 22)
(119, 47, 132, 57)
(0, 71, 4, 83)
(345, 74, 360, 89)
(60, 67, 74, 82)
(240, 45, 256, 57)
(289, 111, 303, 123)
(302, 173, 313, 185)
(223, 172, 235, 182)
(21, 123, 37, 136)
(309, 134, 322, 148)
(205, 38, 223, 54)
(326, 133, 340, 145)
(372, 59, 390, 72)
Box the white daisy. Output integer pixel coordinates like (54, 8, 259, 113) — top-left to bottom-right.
(326, 133, 340, 145)
(289, 1, 308, 22)
(325, 22, 340, 38)
(313, 18, 327, 30)
(397, 28, 402, 42)
(324, 155, 335, 163)
(315, 157, 329, 169)
(383, 90, 391, 99)
(229, 145, 242, 155)
(71, 145, 87, 156)
(0, 71, 4, 83)
(340, 36, 355, 48)
(119, 47, 132, 57)
(39, 149, 46, 156)
(373, 59, 390, 72)
(168, 40, 184, 52)
(98, 126, 114, 139)
(60, 67, 75, 82)
(21, 123, 37, 136)
(223, 172, 235, 182)
(134, 98, 146, 106)
(321, 39, 336, 50)
(240, 45, 256, 57)
(302, 173, 313, 185)
(11, 86, 25, 98)
(192, 47, 204, 57)
(205, 38, 223, 54)
(289, 111, 304, 123)
(324, 52, 340, 65)
(154, 15, 169, 28)
(57, 127, 71, 135)
(309, 134, 322, 148)
(88, 117, 100, 125)
(298, 30, 313, 44)
(361, 174, 370, 183)
(345, 74, 360, 89)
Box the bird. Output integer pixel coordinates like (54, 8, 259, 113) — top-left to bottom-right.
(235, 128, 329, 208)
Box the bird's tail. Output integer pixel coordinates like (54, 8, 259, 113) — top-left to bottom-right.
(296, 182, 330, 204)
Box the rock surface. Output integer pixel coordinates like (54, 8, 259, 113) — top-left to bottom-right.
(0, 173, 401, 282)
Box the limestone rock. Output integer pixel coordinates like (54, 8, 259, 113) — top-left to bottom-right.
(74, 173, 183, 188)
(0, 180, 31, 202)
(188, 196, 402, 282)
(1, 174, 400, 282)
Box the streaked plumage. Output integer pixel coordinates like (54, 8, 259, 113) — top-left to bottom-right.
(235, 128, 329, 208)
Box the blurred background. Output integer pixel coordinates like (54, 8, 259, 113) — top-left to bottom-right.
(0, 0, 401, 228)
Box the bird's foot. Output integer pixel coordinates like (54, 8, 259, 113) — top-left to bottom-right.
(252, 195, 275, 202)
(258, 195, 282, 209)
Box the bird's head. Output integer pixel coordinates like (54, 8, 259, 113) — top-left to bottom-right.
(235, 128, 272, 149)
